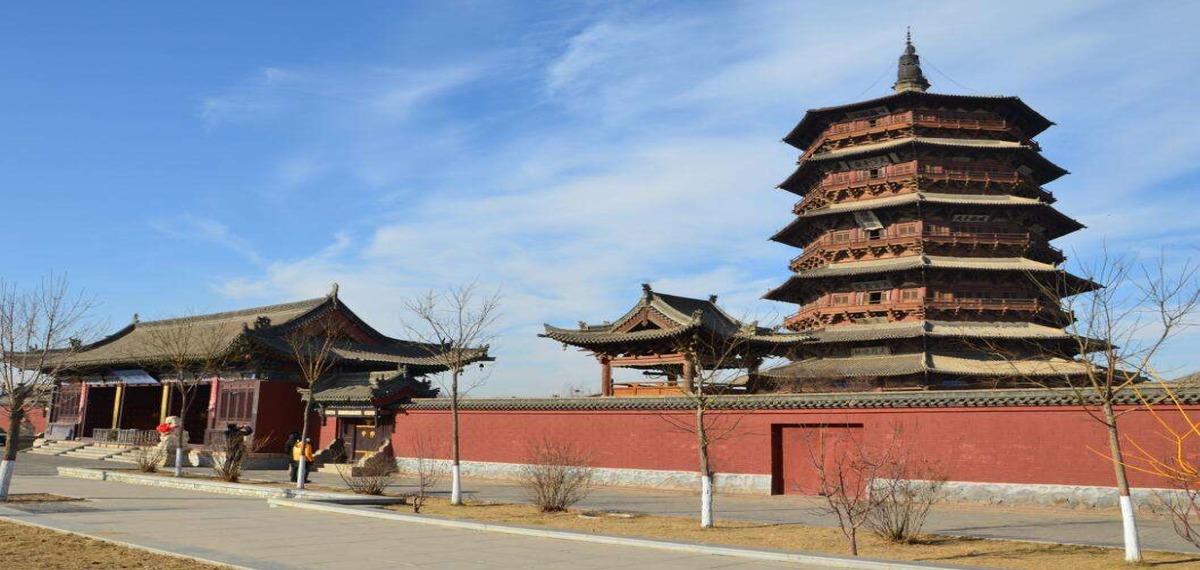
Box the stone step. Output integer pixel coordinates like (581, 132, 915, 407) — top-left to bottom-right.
(317, 463, 350, 474)
(25, 441, 90, 456)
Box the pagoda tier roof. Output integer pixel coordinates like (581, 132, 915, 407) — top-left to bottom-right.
(770, 193, 1083, 245)
(804, 320, 1075, 344)
(541, 284, 807, 356)
(26, 293, 483, 373)
(783, 91, 1054, 151)
(780, 137, 1067, 190)
(763, 255, 1099, 302)
(759, 351, 1091, 380)
(310, 370, 438, 407)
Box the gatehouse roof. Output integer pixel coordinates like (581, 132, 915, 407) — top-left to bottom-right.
(541, 284, 806, 357)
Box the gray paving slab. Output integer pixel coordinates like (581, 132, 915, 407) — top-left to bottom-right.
(2, 472, 822, 570)
(217, 457, 1199, 553)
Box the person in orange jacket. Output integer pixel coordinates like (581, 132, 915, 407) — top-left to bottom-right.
(290, 437, 315, 483)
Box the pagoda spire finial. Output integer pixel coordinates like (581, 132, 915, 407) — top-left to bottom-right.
(893, 27, 931, 93)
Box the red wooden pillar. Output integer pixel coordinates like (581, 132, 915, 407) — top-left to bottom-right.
(600, 357, 613, 397)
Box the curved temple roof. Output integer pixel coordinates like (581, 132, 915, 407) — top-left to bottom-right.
(541, 284, 807, 356)
(27, 293, 486, 374)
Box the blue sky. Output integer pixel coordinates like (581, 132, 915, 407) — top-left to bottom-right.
(3, 1, 1198, 394)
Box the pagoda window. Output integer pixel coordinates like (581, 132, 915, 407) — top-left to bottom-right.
(853, 211, 884, 231)
(832, 293, 851, 305)
(868, 168, 881, 178)
(866, 228, 882, 240)
(897, 223, 918, 236)
(864, 291, 887, 305)
(832, 230, 852, 244)
(901, 289, 921, 302)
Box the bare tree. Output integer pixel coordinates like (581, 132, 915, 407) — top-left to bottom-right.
(995, 249, 1200, 562)
(802, 425, 881, 556)
(1120, 380, 1200, 548)
(402, 283, 498, 506)
(142, 314, 236, 477)
(285, 318, 342, 490)
(659, 329, 763, 528)
(0, 275, 93, 500)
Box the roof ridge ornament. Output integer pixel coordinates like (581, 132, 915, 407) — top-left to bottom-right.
(641, 283, 653, 301)
(893, 27, 931, 93)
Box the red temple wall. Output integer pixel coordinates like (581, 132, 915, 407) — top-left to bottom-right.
(382, 404, 1200, 490)
(0, 405, 49, 438)
(252, 381, 312, 453)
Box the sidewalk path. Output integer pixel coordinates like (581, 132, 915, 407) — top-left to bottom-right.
(4, 472, 816, 570)
(239, 462, 1200, 553)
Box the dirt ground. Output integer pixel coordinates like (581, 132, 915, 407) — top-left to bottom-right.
(389, 498, 1200, 570)
(0, 520, 222, 569)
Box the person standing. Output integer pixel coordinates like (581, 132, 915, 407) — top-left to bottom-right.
(284, 431, 301, 482)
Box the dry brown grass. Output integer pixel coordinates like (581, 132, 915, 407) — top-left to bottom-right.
(0, 519, 222, 569)
(1, 493, 82, 503)
(389, 498, 1200, 570)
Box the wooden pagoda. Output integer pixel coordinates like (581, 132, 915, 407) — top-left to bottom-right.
(542, 284, 806, 396)
(762, 37, 1097, 390)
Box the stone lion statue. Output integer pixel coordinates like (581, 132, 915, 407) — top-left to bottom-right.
(155, 415, 189, 455)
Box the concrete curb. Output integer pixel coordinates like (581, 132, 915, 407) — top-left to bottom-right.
(56, 466, 405, 504)
(268, 498, 984, 570)
(0, 504, 254, 570)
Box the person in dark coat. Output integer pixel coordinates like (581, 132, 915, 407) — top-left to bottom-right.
(284, 431, 302, 482)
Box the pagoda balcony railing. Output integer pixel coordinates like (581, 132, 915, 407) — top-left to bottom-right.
(795, 162, 1029, 211)
(790, 230, 1062, 271)
(812, 111, 1017, 151)
(784, 298, 1051, 329)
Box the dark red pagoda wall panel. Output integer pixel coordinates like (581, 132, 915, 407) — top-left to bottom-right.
(382, 404, 1199, 492)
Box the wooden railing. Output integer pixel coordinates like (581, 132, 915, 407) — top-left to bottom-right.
(813, 110, 1016, 150)
(789, 229, 1062, 271)
(784, 297, 1050, 329)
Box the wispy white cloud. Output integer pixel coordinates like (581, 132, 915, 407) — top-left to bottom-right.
(150, 216, 263, 265)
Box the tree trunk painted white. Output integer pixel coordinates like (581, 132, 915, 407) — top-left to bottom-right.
(1119, 495, 1141, 562)
(700, 474, 714, 528)
(450, 367, 463, 506)
(0, 460, 14, 499)
(451, 464, 462, 505)
(0, 406, 23, 499)
(296, 456, 308, 490)
(1101, 400, 1142, 563)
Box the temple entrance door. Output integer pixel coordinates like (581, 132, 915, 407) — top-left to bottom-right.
(772, 424, 865, 495)
(340, 419, 390, 460)
(80, 387, 116, 439)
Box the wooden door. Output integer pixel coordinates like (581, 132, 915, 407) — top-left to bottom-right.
(772, 424, 865, 495)
(352, 423, 389, 460)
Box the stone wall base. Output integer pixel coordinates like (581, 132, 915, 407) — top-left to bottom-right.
(876, 478, 1180, 511)
(392, 457, 771, 495)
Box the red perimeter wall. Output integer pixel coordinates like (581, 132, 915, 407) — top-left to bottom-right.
(0, 406, 49, 439)
(381, 404, 1199, 490)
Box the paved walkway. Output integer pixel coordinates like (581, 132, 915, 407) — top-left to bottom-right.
(239, 463, 1200, 554)
(12, 453, 1200, 556)
(3, 473, 819, 570)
